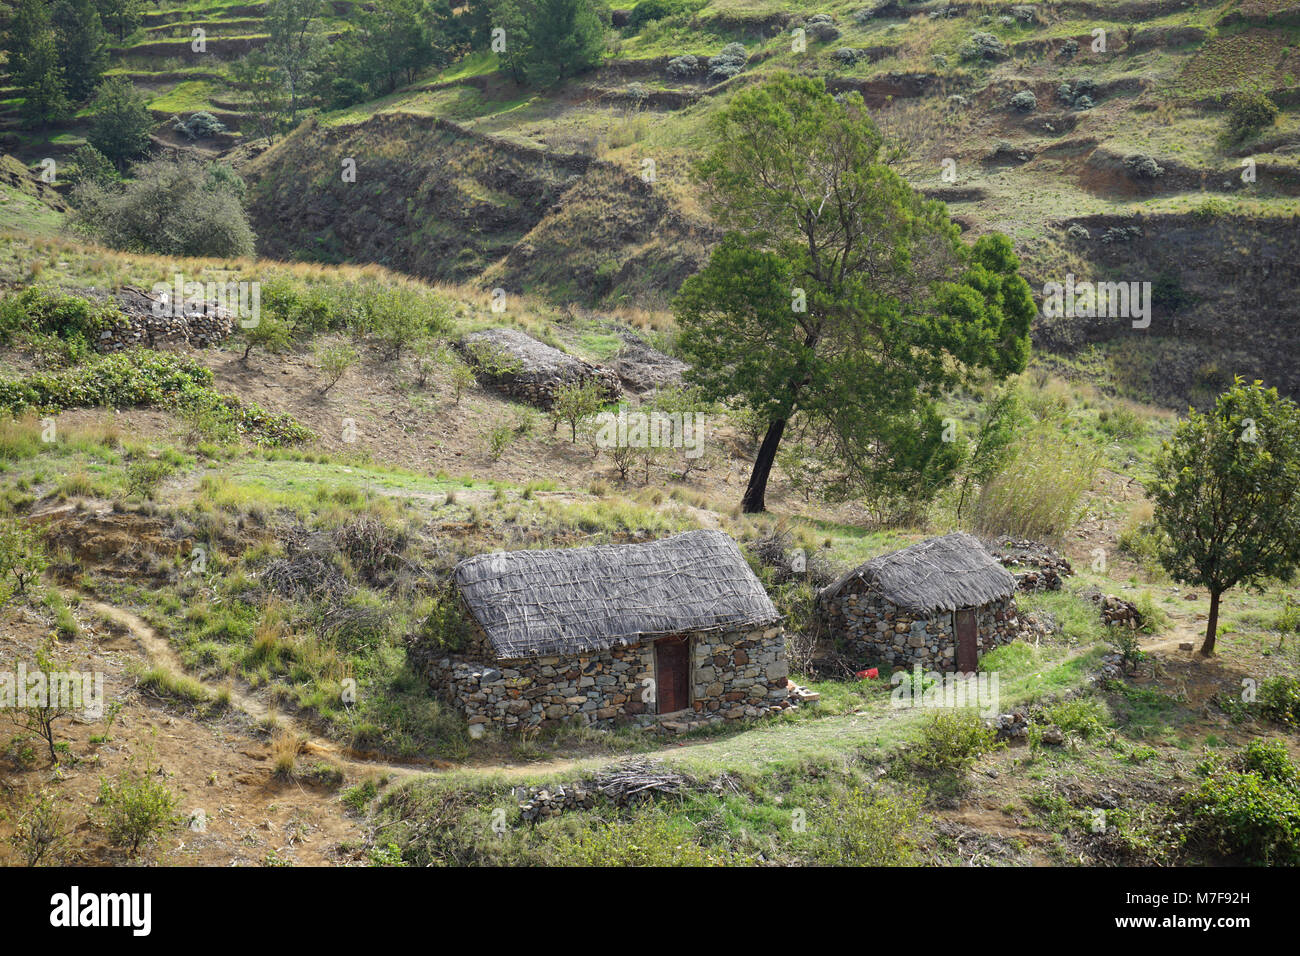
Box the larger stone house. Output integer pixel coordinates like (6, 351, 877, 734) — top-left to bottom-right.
(819, 532, 1020, 673)
(411, 530, 790, 733)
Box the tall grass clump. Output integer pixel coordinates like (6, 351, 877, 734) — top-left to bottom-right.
(973, 429, 1100, 539)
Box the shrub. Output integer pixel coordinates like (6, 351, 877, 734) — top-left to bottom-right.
(316, 342, 359, 393)
(96, 764, 180, 857)
(962, 32, 1007, 60)
(627, 0, 694, 29)
(814, 787, 928, 865)
(665, 54, 699, 79)
(0, 287, 118, 347)
(1183, 744, 1300, 865)
(66, 144, 120, 190)
(548, 812, 734, 866)
(1010, 90, 1037, 112)
(910, 712, 999, 774)
(1258, 676, 1300, 727)
(124, 458, 173, 500)
(1042, 696, 1110, 740)
(0, 517, 50, 599)
(1226, 90, 1278, 143)
(550, 378, 608, 442)
(1123, 154, 1164, 179)
(707, 43, 747, 82)
(70, 156, 255, 258)
(9, 790, 68, 866)
(416, 587, 474, 652)
(173, 111, 227, 140)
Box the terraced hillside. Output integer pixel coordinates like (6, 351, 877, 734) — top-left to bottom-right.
(3, 0, 1299, 406)
(241, 0, 1300, 405)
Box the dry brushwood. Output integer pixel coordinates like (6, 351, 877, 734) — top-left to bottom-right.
(594, 759, 694, 806)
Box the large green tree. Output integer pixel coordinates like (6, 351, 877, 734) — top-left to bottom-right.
(87, 75, 154, 170)
(673, 74, 1034, 513)
(54, 0, 110, 102)
(265, 0, 326, 123)
(96, 0, 142, 41)
(1150, 378, 1300, 656)
(6, 0, 70, 125)
(525, 0, 605, 84)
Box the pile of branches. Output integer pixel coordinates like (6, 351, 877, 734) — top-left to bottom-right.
(333, 515, 414, 587)
(594, 759, 695, 807)
(749, 526, 838, 588)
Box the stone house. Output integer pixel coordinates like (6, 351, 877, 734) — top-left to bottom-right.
(819, 532, 1020, 673)
(412, 530, 790, 733)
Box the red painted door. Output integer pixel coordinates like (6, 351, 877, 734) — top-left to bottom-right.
(956, 608, 978, 673)
(655, 636, 690, 714)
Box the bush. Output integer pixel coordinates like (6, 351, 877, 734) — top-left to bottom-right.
(416, 587, 474, 652)
(1042, 696, 1110, 740)
(0, 517, 50, 599)
(962, 32, 1007, 60)
(96, 764, 180, 857)
(548, 813, 734, 866)
(1258, 676, 1300, 727)
(70, 156, 255, 258)
(66, 144, 120, 190)
(814, 786, 928, 865)
(1183, 744, 1300, 865)
(1226, 90, 1278, 143)
(707, 43, 747, 82)
(8, 790, 68, 866)
(665, 54, 698, 79)
(173, 110, 227, 140)
(1010, 90, 1037, 112)
(909, 712, 999, 774)
(627, 0, 694, 29)
(0, 287, 118, 347)
(316, 342, 359, 393)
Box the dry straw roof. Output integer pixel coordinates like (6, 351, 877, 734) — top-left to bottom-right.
(822, 532, 1015, 614)
(454, 530, 780, 659)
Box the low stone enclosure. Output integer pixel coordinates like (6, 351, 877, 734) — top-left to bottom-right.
(410, 529, 793, 733)
(458, 327, 622, 409)
(84, 285, 236, 352)
(819, 532, 1021, 673)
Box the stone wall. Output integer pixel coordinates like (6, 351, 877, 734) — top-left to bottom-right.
(91, 286, 236, 353)
(825, 586, 1020, 671)
(411, 624, 790, 733)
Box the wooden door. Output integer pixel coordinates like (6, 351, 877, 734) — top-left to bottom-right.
(655, 636, 690, 714)
(955, 608, 978, 673)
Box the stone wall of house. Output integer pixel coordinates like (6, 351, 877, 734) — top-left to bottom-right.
(826, 586, 1020, 671)
(410, 624, 789, 732)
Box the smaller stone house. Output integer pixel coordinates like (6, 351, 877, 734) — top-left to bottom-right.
(819, 532, 1020, 673)
(412, 530, 789, 733)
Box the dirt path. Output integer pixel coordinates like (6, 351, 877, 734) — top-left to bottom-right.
(81, 595, 441, 782)
(78, 592, 706, 784)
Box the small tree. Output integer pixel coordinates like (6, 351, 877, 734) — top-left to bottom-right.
(96, 761, 180, 857)
(315, 342, 358, 393)
(9, 646, 73, 764)
(241, 314, 291, 362)
(1226, 90, 1278, 144)
(0, 517, 49, 598)
(1150, 378, 1300, 656)
(9, 790, 69, 866)
(550, 378, 607, 442)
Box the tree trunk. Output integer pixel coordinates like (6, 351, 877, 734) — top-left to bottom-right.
(1200, 589, 1221, 657)
(741, 417, 787, 513)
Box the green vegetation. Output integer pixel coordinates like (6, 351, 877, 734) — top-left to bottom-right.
(1150, 378, 1300, 655)
(675, 75, 1034, 513)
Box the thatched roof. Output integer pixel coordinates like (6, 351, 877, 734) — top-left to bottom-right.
(454, 530, 780, 659)
(821, 532, 1015, 614)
